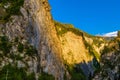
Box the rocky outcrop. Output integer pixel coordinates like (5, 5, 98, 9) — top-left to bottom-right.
(0, 0, 119, 80)
(93, 38, 120, 80)
(23, 0, 66, 80)
(0, 0, 66, 80)
(54, 22, 105, 79)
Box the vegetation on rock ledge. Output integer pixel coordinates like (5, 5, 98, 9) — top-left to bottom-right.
(0, 0, 24, 22)
(64, 64, 86, 80)
(54, 21, 93, 37)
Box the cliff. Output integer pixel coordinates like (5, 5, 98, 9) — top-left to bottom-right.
(54, 21, 105, 79)
(93, 38, 120, 80)
(0, 0, 66, 80)
(0, 0, 119, 80)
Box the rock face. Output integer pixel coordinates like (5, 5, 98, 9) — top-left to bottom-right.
(93, 38, 120, 80)
(54, 22, 105, 79)
(23, 0, 65, 79)
(60, 32, 92, 64)
(0, 0, 65, 80)
(0, 0, 120, 80)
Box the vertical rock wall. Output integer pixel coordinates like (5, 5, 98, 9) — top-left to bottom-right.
(23, 0, 65, 80)
(0, 0, 67, 80)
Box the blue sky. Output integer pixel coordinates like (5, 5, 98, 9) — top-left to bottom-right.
(48, 0, 120, 35)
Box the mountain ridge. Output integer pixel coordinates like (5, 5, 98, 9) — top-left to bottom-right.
(0, 0, 119, 80)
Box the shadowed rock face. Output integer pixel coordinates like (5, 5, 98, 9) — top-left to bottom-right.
(93, 38, 120, 80)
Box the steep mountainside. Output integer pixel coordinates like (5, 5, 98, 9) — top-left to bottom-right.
(0, 0, 119, 80)
(0, 0, 66, 80)
(54, 21, 106, 79)
(93, 38, 120, 80)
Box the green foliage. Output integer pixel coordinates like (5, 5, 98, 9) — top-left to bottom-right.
(0, 7, 7, 23)
(0, 36, 8, 42)
(102, 38, 120, 55)
(0, 64, 27, 80)
(16, 37, 37, 56)
(25, 45, 37, 57)
(38, 72, 55, 80)
(101, 46, 111, 55)
(54, 21, 92, 37)
(0, 35, 37, 57)
(0, 35, 39, 79)
(27, 73, 36, 80)
(93, 38, 104, 48)
(0, 0, 24, 22)
(66, 64, 86, 80)
(64, 71, 67, 80)
(93, 58, 100, 69)
(103, 59, 114, 69)
(14, 37, 19, 42)
(84, 41, 100, 59)
(54, 21, 69, 36)
(9, 53, 23, 61)
(15, 54, 23, 60)
(17, 42, 24, 53)
(6, 0, 24, 15)
(0, 64, 37, 80)
(0, 36, 12, 54)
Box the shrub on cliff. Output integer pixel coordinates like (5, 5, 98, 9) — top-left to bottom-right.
(0, 36, 12, 54)
(38, 72, 55, 80)
(0, 0, 24, 22)
(0, 64, 27, 80)
(17, 42, 24, 53)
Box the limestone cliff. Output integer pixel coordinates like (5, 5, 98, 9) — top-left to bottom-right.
(54, 22, 105, 79)
(0, 0, 66, 80)
(23, 0, 65, 79)
(0, 0, 120, 80)
(93, 38, 120, 80)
